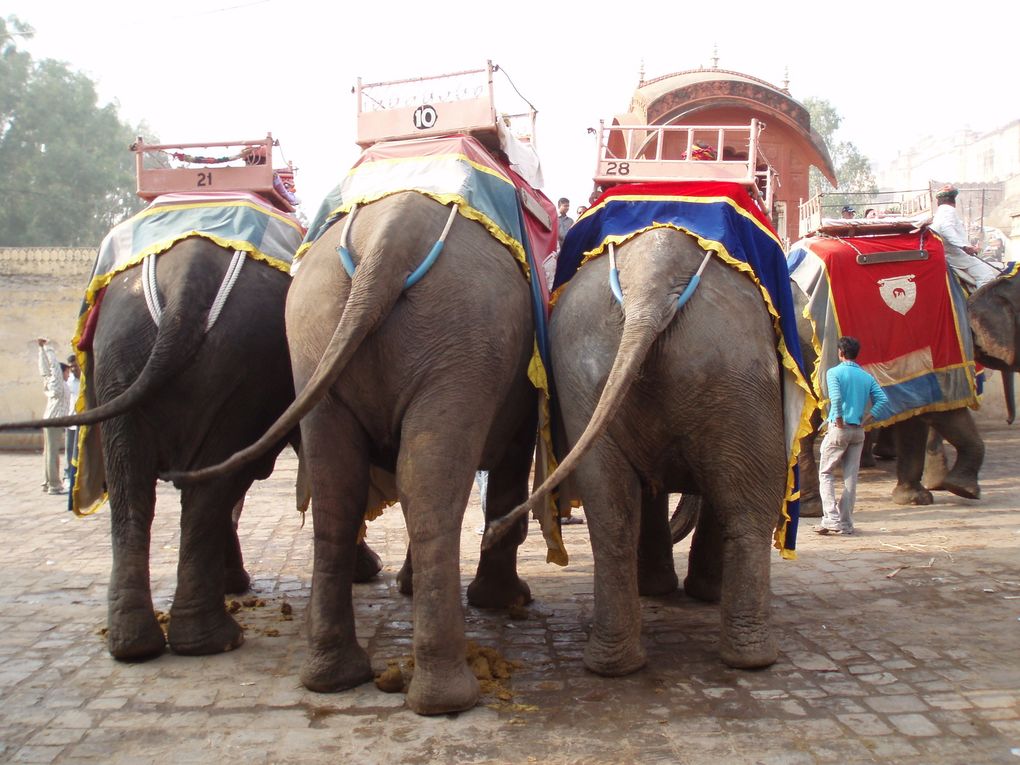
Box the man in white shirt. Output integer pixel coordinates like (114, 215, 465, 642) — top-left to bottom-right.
(929, 184, 999, 289)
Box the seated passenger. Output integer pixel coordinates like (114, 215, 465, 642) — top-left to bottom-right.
(680, 141, 718, 161)
(929, 184, 999, 289)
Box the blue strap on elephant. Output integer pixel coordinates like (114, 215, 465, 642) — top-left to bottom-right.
(338, 202, 459, 289)
(554, 181, 815, 558)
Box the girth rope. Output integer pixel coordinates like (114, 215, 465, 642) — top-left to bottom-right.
(607, 241, 712, 309)
(338, 202, 459, 288)
(141, 249, 246, 331)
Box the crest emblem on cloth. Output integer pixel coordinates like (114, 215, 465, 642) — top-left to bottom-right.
(878, 275, 916, 315)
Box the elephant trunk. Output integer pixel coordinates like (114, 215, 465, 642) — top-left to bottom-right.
(1003, 370, 1015, 425)
(484, 295, 673, 549)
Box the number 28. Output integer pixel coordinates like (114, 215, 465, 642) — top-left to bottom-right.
(604, 162, 630, 175)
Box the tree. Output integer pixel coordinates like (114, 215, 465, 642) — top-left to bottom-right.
(803, 97, 877, 215)
(0, 16, 148, 246)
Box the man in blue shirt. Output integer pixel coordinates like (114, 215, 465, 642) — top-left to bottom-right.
(816, 336, 891, 536)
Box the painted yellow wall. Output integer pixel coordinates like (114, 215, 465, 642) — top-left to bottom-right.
(0, 248, 95, 448)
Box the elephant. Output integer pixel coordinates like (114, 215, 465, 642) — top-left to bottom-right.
(172, 191, 540, 715)
(0, 236, 315, 660)
(487, 224, 798, 674)
(791, 276, 1002, 512)
(968, 271, 1019, 421)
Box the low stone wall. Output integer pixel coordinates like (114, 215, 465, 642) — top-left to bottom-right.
(0, 248, 96, 449)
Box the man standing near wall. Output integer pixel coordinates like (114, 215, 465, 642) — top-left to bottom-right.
(37, 338, 70, 495)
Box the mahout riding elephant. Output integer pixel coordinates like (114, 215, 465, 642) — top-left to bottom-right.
(0, 236, 309, 660)
(173, 192, 539, 715)
(488, 224, 798, 674)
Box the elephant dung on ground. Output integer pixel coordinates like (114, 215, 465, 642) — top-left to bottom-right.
(173, 192, 543, 715)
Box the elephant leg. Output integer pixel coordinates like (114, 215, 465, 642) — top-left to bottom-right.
(637, 487, 678, 596)
(299, 403, 374, 694)
(577, 444, 646, 677)
(399, 423, 481, 715)
(874, 426, 896, 459)
(396, 544, 413, 596)
(891, 418, 934, 505)
(104, 429, 165, 660)
(929, 410, 984, 499)
(860, 429, 877, 468)
(690, 426, 783, 669)
(922, 428, 950, 491)
(467, 418, 535, 609)
(716, 499, 779, 669)
(684, 500, 723, 603)
(223, 496, 251, 595)
(797, 417, 822, 518)
(353, 539, 383, 584)
(168, 479, 247, 655)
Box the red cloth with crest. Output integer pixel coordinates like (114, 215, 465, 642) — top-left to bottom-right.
(807, 232, 965, 370)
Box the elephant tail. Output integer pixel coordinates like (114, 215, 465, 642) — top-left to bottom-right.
(164, 221, 410, 486)
(0, 284, 217, 433)
(484, 302, 672, 549)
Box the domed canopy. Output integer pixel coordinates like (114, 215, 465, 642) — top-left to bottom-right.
(625, 68, 837, 185)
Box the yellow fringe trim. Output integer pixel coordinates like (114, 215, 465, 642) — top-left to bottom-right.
(68, 236, 293, 517)
(552, 220, 817, 559)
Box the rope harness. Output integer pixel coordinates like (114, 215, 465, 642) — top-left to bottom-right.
(141, 248, 247, 331)
(607, 241, 712, 310)
(338, 202, 459, 288)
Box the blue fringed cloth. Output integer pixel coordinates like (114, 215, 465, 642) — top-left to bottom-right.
(555, 181, 815, 559)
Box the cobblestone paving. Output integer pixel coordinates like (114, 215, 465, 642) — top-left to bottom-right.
(0, 423, 1018, 764)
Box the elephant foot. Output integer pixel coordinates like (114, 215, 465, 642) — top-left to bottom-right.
(107, 609, 166, 661)
(583, 633, 646, 677)
(223, 566, 251, 595)
(353, 541, 383, 584)
(859, 450, 876, 468)
(466, 573, 532, 609)
(720, 631, 777, 669)
(301, 644, 374, 693)
(892, 483, 934, 506)
(798, 496, 822, 518)
(406, 658, 480, 715)
(396, 558, 413, 596)
(939, 473, 980, 500)
(637, 561, 679, 597)
(167, 607, 244, 656)
(683, 573, 722, 604)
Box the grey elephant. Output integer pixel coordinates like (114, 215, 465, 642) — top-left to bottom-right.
(0, 235, 307, 659)
(487, 207, 811, 674)
(174, 191, 547, 715)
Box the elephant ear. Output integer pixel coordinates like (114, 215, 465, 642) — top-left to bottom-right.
(970, 287, 1017, 368)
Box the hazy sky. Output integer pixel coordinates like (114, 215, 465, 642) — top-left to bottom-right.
(6, 0, 1014, 216)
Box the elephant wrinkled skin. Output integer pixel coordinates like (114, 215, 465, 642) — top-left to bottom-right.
(1, 238, 299, 660)
(497, 226, 789, 674)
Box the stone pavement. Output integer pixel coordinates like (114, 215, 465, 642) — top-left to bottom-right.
(1, 423, 1019, 764)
